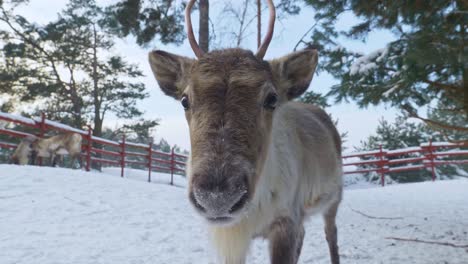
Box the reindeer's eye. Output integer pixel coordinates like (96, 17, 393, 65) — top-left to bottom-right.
(181, 95, 190, 110)
(264, 93, 278, 110)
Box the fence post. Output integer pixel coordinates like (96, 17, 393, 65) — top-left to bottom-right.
(38, 112, 46, 166)
(170, 147, 175, 185)
(120, 135, 126, 178)
(148, 142, 153, 183)
(428, 139, 436, 181)
(85, 125, 92, 172)
(379, 144, 386, 187)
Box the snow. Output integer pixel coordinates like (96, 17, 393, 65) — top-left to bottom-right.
(387, 164, 425, 172)
(387, 146, 422, 155)
(382, 80, 404, 97)
(0, 112, 36, 125)
(102, 167, 187, 188)
(32, 118, 88, 135)
(1, 165, 467, 264)
(383, 86, 399, 97)
(92, 136, 119, 146)
(342, 173, 376, 189)
(455, 167, 468, 177)
(343, 149, 387, 158)
(387, 157, 423, 164)
(349, 47, 389, 76)
(421, 142, 459, 147)
(123, 141, 151, 149)
(434, 150, 468, 156)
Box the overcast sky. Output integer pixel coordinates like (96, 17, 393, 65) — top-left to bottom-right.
(12, 0, 402, 152)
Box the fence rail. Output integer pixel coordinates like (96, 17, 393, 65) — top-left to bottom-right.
(1, 111, 467, 187)
(0, 112, 187, 185)
(342, 142, 468, 186)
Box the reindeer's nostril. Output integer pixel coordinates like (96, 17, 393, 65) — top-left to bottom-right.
(229, 191, 249, 214)
(189, 191, 206, 213)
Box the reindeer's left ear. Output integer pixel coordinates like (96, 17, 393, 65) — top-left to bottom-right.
(268, 49, 318, 100)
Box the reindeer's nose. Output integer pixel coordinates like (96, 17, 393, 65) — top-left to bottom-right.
(189, 176, 249, 218)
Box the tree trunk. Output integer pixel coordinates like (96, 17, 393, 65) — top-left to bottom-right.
(92, 23, 101, 137)
(199, 0, 209, 52)
(456, 0, 468, 119)
(91, 116, 103, 171)
(91, 23, 102, 171)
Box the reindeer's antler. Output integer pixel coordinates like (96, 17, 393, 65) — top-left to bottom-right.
(185, 0, 205, 58)
(256, 0, 275, 59)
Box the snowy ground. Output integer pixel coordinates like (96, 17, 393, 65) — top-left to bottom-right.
(0, 165, 467, 264)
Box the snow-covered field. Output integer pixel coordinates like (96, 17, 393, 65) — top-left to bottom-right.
(0, 165, 467, 264)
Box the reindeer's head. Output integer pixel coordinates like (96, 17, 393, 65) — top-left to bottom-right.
(149, 0, 317, 225)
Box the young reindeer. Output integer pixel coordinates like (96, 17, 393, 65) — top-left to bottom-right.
(148, 0, 342, 263)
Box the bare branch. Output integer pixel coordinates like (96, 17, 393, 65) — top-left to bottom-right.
(221, 0, 252, 47)
(422, 79, 461, 92)
(0, 8, 66, 91)
(350, 207, 404, 220)
(293, 9, 351, 51)
(402, 105, 468, 132)
(237, 0, 249, 47)
(386, 237, 468, 249)
(293, 20, 321, 51)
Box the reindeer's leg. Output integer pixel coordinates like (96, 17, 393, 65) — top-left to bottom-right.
(295, 224, 305, 261)
(78, 154, 83, 169)
(30, 151, 37, 165)
(70, 154, 80, 169)
(56, 155, 65, 168)
(324, 201, 340, 264)
(50, 152, 57, 167)
(268, 217, 304, 264)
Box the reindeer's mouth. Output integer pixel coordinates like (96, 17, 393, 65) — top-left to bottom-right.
(206, 216, 233, 224)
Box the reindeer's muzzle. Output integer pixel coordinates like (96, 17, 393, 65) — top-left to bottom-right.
(189, 173, 250, 224)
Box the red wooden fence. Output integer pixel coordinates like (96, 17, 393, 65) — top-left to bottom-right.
(1, 111, 467, 187)
(342, 141, 468, 186)
(0, 112, 188, 184)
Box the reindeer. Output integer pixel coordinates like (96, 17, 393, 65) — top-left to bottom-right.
(29, 132, 83, 168)
(10, 135, 37, 165)
(148, 1, 342, 263)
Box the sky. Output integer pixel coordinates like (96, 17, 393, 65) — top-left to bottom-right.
(11, 0, 402, 152)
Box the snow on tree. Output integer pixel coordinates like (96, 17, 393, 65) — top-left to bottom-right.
(298, 0, 467, 143)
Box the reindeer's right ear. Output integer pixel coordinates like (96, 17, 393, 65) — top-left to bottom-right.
(148, 50, 195, 99)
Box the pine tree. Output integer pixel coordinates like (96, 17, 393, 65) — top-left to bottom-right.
(0, 0, 150, 138)
(356, 115, 465, 183)
(298, 0, 467, 141)
(104, 0, 185, 47)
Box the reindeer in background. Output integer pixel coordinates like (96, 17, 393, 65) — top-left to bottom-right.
(31, 133, 83, 168)
(11, 133, 82, 168)
(148, 0, 343, 263)
(10, 135, 36, 165)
